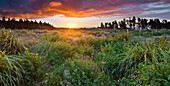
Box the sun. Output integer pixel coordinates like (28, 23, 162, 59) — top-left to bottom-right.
(68, 24, 75, 28)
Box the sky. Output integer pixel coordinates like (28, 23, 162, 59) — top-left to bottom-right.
(0, 0, 170, 28)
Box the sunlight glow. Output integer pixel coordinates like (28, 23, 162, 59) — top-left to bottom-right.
(68, 24, 75, 28)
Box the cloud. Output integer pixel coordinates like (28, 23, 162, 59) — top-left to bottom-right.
(0, 0, 169, 19)
(49, 1, 62, 7)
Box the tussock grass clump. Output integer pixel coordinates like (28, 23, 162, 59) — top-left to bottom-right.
(0, 49, 46, 86)
(30, 40, 52, 55)
(0, 51, 24, 86)
(0, 29, 25, 54)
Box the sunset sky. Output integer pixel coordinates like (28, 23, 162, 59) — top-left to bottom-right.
(0, 0, 170, 28)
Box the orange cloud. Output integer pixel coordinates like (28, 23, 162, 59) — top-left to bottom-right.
(49, 1, 62, 7)
(0, 0, 169, 19)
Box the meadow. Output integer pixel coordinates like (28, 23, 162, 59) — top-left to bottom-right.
(0, 28, 170, 86)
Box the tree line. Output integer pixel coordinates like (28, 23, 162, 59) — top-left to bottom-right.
(100, 16, 170, 29)
(0, 16, 55, 30)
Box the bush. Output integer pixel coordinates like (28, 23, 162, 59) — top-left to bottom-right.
(47, 58, 110, 86)
(30, 40, 78, 66)
(18, 49, 45, 85)
(47, 42, 78, 66)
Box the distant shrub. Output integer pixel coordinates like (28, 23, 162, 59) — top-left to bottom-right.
(41, 33, 59, 42)
(70, 32, 83, 37)
(74, 35, 95, 45)
(41, 33, 72, 42)
(113, 32, 131, 42)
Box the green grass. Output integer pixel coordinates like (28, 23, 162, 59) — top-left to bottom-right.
(0, 51, 24, 86)
(0, 29, 169, 86)
(86, 28, 170, 37)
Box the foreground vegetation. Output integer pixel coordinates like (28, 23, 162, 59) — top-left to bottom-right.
(0, 29, 169, 86)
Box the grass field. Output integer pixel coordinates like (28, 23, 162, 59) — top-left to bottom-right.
(0, 28, 170, 86)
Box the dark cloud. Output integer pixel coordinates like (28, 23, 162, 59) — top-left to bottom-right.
(0, 0, 169, 19)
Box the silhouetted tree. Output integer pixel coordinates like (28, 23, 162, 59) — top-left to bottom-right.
(123, 18, 126, 29)
(148, 19, 154, 29)
(8, 18, 11, 22)
(19, 19, 23, 22)
(108, 22, 112, 29)
(11, 18, 16, 22)
(154, 19, 161, 29)
(119, 19, 126, 29)
(100, 17, 170, 30)
(2, 16, 6, 21)
(0, 17, 55, 30)
(114, 20, 118, 29)
(137, 17, 141, 29)
(24, 19, 29, 23)
(132, 16, 136, 29)
(34, 20, 38, 24)
(141, 19, 144, 29)
(143, 19, 148, 29)
(162, 20, 168, 29)
(101, 22, 104, 28)
(111, 22, 114, 29)
(105, 22, 108, 28)
(129, 17, 132, 29)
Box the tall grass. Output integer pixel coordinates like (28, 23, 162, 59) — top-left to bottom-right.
(0, 29, 25, 54)
(0, 29, 169, 85)
(0, 51, 24, 86)
(30, 40, 78, 66)
(112, 35, 169, 85)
